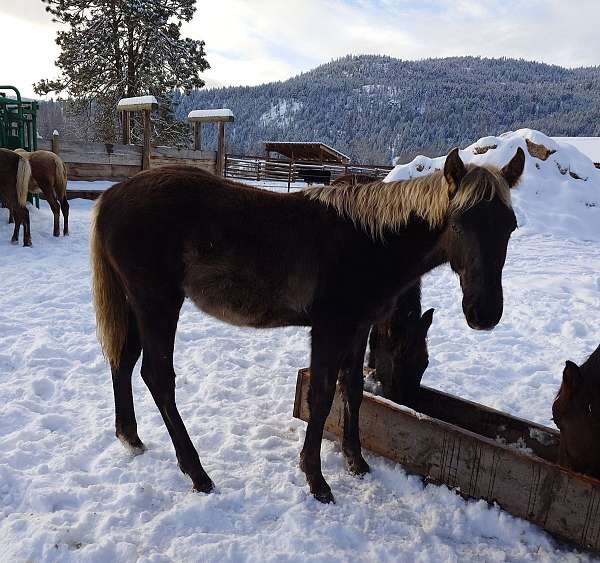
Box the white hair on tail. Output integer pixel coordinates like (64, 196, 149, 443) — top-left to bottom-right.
(15, 155, 31, 206)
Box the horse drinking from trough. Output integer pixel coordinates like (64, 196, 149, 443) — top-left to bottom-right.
(14, 149, 69, 237)
(332, 175, 435, 408)
(553, 343, 600, 479)
(91, 147, 524, 503)
(0, 148, 32, 246)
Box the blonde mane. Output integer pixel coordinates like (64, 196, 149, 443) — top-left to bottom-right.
(304, 166, 512, 238)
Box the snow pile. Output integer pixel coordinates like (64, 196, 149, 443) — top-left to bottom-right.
(386, 129, 600, 242)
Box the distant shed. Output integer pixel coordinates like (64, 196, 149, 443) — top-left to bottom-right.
(553, 137, 600, 168)
(264, 141, 351, 164)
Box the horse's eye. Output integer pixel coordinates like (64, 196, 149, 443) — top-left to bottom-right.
(451, 223, 462, 235)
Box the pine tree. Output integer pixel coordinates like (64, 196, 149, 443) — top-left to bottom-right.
(35, 0, 209, 144)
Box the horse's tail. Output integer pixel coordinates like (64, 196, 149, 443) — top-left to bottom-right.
(53, 154, 68, 199)
(90, 197, 128, 368)
(15, 156, 31, 206)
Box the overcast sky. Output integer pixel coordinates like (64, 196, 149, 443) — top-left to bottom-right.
(2, 0, 600, 98)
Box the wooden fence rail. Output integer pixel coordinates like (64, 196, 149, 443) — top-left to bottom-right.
(37, 138, 217, 181)
(225, 154, 394, 189)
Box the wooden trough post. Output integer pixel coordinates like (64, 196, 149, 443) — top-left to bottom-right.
(117, 95, 159, 170)
(187, 109, 234, 177)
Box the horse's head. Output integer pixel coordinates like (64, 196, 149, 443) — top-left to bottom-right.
(390, 307, 434, 388)
(553, 357, 600, 478)
(442, 147, 523, 331)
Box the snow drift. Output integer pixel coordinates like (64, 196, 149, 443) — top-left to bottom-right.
(385, 129, 600, 242)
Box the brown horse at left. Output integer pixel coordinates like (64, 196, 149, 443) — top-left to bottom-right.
(0, 148, 32, 246)
(14, 149, 69, 237)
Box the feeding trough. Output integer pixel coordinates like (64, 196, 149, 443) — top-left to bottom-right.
(293, 368, 600, 553)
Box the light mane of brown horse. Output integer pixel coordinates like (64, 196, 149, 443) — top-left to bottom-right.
(305, 165, 513, 239)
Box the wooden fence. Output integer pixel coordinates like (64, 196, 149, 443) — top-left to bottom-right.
(225, 154, 393, 188)
(37, 138, 217, 181)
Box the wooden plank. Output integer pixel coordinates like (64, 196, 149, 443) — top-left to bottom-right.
(293, 368, 600, 553)
(66, 163, 140, 181)
(151, 146, 216, 160)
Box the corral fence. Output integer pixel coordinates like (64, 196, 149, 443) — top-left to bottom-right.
(225, 154, 394, 189)
(37, 135, 216, 183)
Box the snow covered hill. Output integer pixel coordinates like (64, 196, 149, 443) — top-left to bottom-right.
(386, 129, 600, 242)
(1, 135, 600, 561)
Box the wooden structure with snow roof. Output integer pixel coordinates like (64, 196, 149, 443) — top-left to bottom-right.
(117, 95, 158, 170)
(188, 109, 234, 176)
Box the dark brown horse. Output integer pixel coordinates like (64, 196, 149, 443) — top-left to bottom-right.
(0, 148, 32, 246)
(553, 343, 600, 479)
(367, 281, 434, 407)
(91, 147, 523, 503)
(15, 149, 69, 237)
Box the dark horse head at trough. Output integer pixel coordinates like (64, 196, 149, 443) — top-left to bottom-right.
(91, 146, 523, 503)
(553, 344, 600, 479)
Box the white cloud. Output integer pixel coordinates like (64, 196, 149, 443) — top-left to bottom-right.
(2, 0, 600, 97)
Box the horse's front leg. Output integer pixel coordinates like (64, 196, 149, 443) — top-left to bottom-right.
(339, 327, 371, 476)
(300, 319, 356, 503)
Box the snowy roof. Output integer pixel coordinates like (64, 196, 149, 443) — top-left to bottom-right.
(552, 137, 600, 164)
(188, 109, 234, 123)
(264, 141, 351, 163)
(117, 96, 158, 111)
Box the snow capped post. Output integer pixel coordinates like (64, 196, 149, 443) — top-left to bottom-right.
(187, 109, 234, 177)
(51, 129, 60, 155)
(117, 96, 159, 170)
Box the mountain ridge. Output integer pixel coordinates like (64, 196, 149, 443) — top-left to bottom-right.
(176, 55, 600, 164)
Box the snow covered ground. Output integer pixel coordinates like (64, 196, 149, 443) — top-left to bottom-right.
(1, 132, 600, 561)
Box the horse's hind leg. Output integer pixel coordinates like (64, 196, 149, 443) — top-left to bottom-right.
(22, 207, 32, 246)
(47, 194, 61, 237)
(10, 212, 20, 243)
(112, 308, 144, 454)
(60, 196, 69, 235)
(339, 328, 370, 476)
(137, 296, 214, 493)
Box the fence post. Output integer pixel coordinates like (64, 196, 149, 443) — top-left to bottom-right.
(142, 109, 151, 170)
(122, 111, 131, 144)
(51, 130, 60, 155)
(193, 122, 202, 151)
(217, 121, 225, 176)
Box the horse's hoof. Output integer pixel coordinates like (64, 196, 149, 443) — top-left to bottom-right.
(24, 241, 32, 247)
(193, 477, 215, 494)
(117, 433, 146, 455)
(53, 232, 60, 237)
(313, 487, 335, 504)
(63, 231, 69, 236)
(346, 455, 371, 477)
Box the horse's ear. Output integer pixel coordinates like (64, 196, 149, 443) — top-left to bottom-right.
(420, 308, 434, 333)
(563, 360, 582, 391)
(444, 148, 466, 198)
(501, 147, 526, 188)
